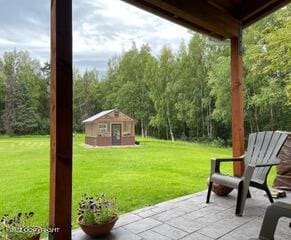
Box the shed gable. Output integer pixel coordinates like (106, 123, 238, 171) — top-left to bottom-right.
(99, 110, 135, 122)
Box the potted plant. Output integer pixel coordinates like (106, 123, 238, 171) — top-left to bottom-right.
(0, 212, 41, 240)
(78, 194, 118, 237)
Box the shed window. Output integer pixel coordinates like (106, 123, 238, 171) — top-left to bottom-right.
(99, 123, 108, 133)
(114, 111, 119, 117)
(123, 122, 132, 136)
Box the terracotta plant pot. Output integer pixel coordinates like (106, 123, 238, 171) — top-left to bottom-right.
(207, 178, 233, 196)
(79, 217, 118, 237)
(212, 182, 233, 196)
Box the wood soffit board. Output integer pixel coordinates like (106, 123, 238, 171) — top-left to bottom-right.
(122, 0, 290, 40)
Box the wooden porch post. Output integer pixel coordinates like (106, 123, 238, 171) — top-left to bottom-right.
(49, 0, 73, 239)
(231, 34, 245, 177)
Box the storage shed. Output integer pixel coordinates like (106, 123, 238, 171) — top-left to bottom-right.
(82, 109, 135, 146)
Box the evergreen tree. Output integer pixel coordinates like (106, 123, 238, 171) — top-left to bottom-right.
(12, 81, 39, 134)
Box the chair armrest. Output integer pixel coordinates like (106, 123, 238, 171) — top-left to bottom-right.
(254, 161, 280, 167)
(213, 156, 244, 162)
(210, 155, 245, 174)
(272, 201, 291, 211)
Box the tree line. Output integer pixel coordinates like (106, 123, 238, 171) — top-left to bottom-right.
(0, 7, 290, 144)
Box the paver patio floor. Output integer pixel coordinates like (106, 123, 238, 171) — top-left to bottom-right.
(73, 188, 291, 240)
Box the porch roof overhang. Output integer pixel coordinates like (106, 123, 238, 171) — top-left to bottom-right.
(122, 0, 290, 40)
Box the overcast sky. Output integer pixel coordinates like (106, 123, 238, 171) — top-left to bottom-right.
(0, 0, 193, 75)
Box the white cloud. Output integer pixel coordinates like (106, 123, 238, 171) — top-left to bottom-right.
(0, 0, 193, 74)
(0, 38, 15, 46)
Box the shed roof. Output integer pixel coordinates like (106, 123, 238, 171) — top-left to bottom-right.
(82, 109, 115, 123)
(82, 109, 135, 123)
(122, 0, 290, 40)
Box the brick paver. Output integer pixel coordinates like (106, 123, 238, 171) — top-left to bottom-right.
(72, 188, 291, 240)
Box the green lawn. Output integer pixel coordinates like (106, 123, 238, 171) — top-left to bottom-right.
(0, 135, 275, 227)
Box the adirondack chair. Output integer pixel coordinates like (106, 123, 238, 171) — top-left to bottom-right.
(250, 201, 291, 240)
(206, 131, 288, 216)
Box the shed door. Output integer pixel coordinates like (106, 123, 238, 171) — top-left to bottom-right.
(112, 124, 121, 145)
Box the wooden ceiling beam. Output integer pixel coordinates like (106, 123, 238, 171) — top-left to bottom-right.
(122, 0, 242, 39)
(123, 0, 290, 39)
(242, 0, 291, 27)
(143, 0, 241, 37)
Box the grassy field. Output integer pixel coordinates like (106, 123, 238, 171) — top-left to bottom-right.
(0, 135, 276, 228)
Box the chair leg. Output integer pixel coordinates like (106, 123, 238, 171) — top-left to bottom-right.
(236, 183, 249, 217)
(206, 181, 213, 203)
(264, 186, 274, 203)
(236, 184, 242, 216)
(247, 190, 252, 199)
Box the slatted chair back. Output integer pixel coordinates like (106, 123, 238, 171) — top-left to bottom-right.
(244, 131, 288, 184)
